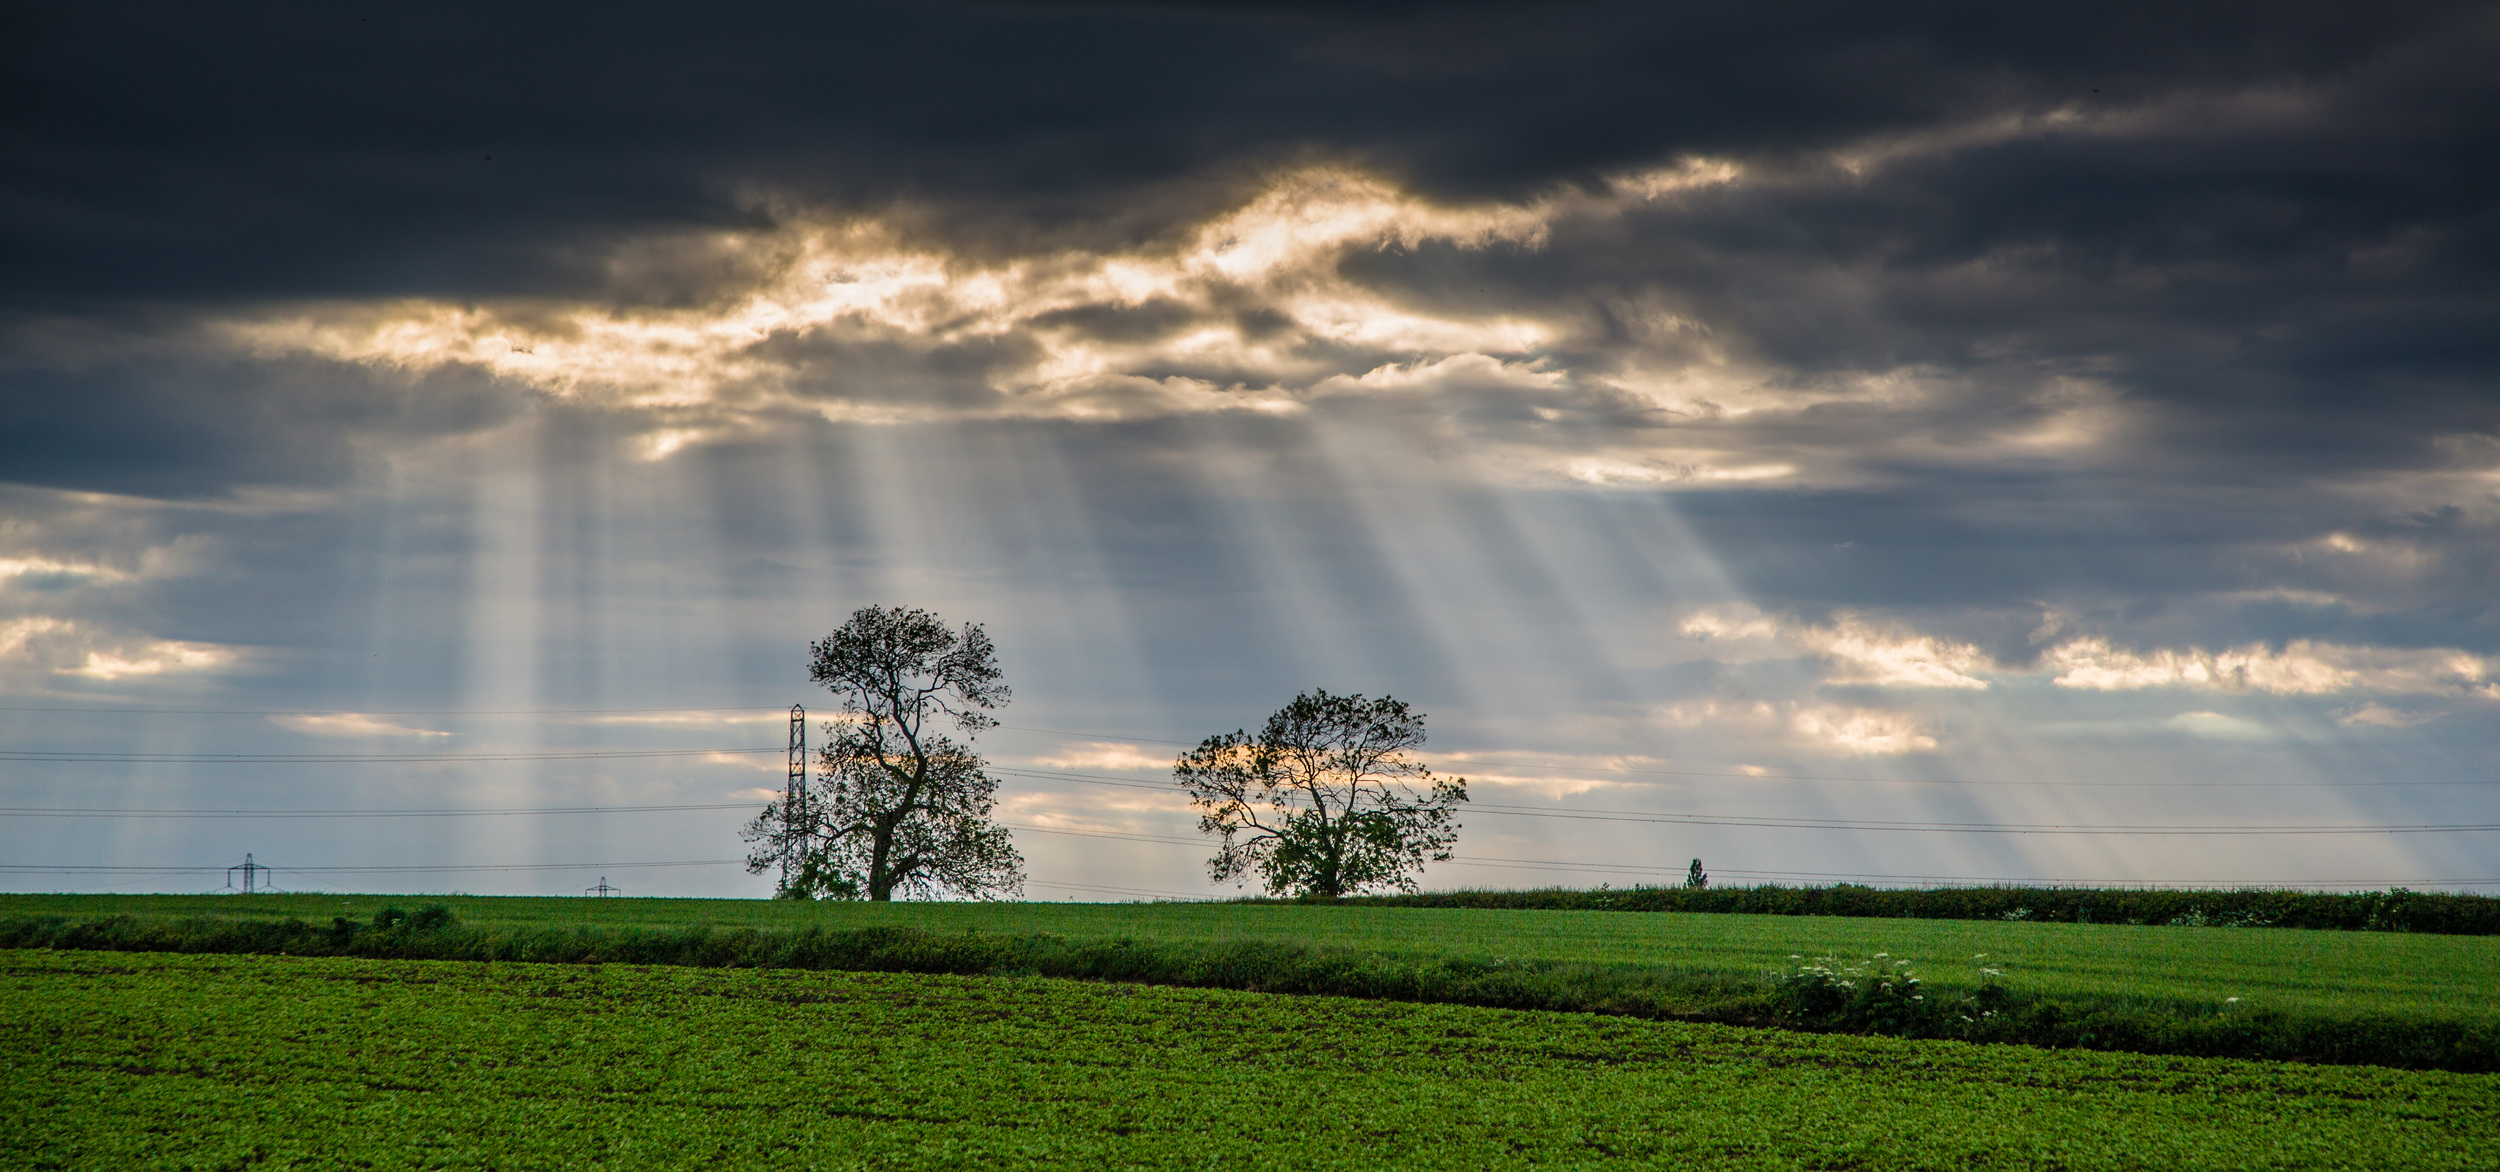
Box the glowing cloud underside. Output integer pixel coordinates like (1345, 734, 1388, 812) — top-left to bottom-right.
(4, 129, 2490, 899)
(218, 162, 2142, 493)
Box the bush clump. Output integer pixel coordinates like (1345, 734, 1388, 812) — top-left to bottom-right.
(1323, 884, 2499, 935)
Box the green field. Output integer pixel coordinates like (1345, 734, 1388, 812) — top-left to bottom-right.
(6, 948, 2494, 1170)
(13, 893, 2495, 1027)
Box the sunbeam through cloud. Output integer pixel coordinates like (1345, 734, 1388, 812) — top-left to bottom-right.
(3, 0, 2497, 898)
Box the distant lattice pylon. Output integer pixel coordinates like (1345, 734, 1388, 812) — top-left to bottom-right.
(782, 703, 809, 889)
(228, 853, 272, 894)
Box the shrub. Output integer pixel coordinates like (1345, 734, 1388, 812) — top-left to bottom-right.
(1773, 952, 2008, 1039)
(1327, 885, 2500, 934)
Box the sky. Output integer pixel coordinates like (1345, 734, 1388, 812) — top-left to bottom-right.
(3, 0, 2496, 898)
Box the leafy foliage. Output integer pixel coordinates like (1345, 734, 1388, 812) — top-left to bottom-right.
(1772, 952, 2015, 1038)
(1331, 883, 2500, 934)
(11, 950, 2499, 1170)
(744, 605, 1022, 901)
(1175, 690, 1466, 898)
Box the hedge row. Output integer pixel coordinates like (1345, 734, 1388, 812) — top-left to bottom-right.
(6, 910, 2492, 1074)
(1313, 884, 2499, 934)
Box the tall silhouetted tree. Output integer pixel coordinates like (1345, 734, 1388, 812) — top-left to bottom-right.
(1175, 689, 1466, 898)
(744, 605, 1022, 900)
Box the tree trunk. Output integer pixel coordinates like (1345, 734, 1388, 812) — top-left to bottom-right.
(867, 816, 894, 900)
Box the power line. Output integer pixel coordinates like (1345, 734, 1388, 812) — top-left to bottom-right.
(10, 787, 2497, 835)
(1461, 806, 2500, 835)
(1627, 864, 2500, 888)
(1437, 859, 2500, 889)
(993, 768, 2500, 835)
(0, 860, 742, 875)
(0, 705, 787, 716)
(0, 706, 2483, 787)
(1025, 879, 1215, 901)
(996, 724, 1195, 746)
(1006, 822, 1200, 846)
(0, 747, 777, 764)
(0, 864, 231, 875)
(1449, 861, 2500, 890)
(0, 803, 760, 819)
(271, 859, 742, 874)
(1000, 823, 2500, 888)
(2, 849, 2493, 891)
(1423, 758, 2498, 789)
(7, 823, 2494, 890)
(994, 768, 1171, 790)
(29, 821, 2500, 889)
(994, 727, 2497, 790)
(995, 759, 2493, 794)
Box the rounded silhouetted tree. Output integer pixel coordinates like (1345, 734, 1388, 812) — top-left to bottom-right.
(1174, 689, 1466, 898)
(744, 605, 1023, 901)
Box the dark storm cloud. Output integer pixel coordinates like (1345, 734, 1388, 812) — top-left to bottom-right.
(6, 0, 2484, 305)
(0, 344, 531, 497)
(3, 0, 2494, 659)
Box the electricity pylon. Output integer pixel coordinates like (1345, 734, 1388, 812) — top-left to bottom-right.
(781, 703, 809, 890)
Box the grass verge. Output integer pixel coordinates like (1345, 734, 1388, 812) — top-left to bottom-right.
(17, 895, 2489, 1023)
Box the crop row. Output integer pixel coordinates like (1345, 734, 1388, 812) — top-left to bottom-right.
(7, 949, 2495, 1171)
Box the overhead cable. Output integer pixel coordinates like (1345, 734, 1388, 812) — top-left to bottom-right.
(2, 707, 2484, 787)
(0, 860, 741, 875)
(0, 747, 777, 764)
(0, 803, 761, 819)
(9, 793, 2497, 835)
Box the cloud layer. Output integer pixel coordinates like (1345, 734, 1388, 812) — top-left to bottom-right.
(3, 1, 2496, 894)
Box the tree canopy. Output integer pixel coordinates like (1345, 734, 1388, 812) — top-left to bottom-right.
(744, 605, 1022, 901)
(1174, 689, 1466, 898)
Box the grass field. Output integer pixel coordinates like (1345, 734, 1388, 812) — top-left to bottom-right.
(6, 948, 2495, 1171)
(11, 893, 2494, 1027)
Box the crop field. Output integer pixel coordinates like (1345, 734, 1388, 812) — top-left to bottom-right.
(6, 949, 2495, 1171)
(12, 893, 2495, 1027)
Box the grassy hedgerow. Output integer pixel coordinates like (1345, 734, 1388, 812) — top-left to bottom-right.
(4, 909, 2491, 1073)
(1327, 883, 2500, 934)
